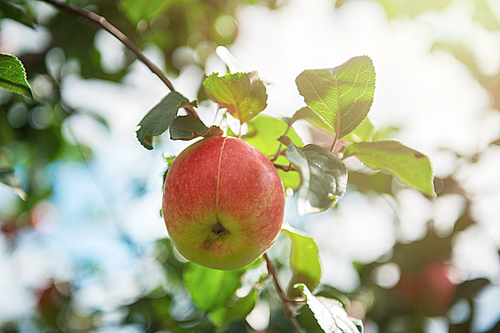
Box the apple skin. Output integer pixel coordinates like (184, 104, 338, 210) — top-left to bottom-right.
(162, 136, 285, 270)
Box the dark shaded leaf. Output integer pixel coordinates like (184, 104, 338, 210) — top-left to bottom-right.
(0, 0, 35, 28)
(136, 92, 196, 149)
(279, 139, 348, 215)
(169, 114, 209, 140)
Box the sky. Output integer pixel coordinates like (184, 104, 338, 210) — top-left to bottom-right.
(1, 0, 500, 331)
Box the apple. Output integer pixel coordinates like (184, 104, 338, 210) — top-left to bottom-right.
(162, 136, 285, 270)
(395, 259, 456, 316)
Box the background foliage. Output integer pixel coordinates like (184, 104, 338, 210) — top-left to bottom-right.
(1, 0, 500, 332)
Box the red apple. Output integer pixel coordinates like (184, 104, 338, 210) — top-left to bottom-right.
(162, 136, 285, 270)
(395, 259, 456, 316)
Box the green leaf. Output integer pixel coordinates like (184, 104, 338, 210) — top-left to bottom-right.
(343, 140, 436, 198)
(343, 117, 376, 143)
(169, 114, 209, 140)
(285, 106, 336, 135)
(0, 166, 26, 200)
(0, 0, 35, 28)
(208, 288, 257, 329)
(183, 262, 247, 312)
(119, 0, 173, 24)
(295, 284, 364, 333)
(203, 71, 267, 123)
(279, 139, 348, 215)
(0, 54, 33, 98)
(296, 56, 375, 138)
(282, 225, 321, 298)
(136, 92, 196, 150)
(244, 115, 303, 189)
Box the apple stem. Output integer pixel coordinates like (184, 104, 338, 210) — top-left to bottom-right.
(263, 253, 306, 332)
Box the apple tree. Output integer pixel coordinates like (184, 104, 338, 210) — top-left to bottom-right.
(2, 0, 499, 332)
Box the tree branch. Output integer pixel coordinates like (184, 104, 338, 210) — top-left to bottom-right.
(39, 0, 198, 117)
(273, 163, 297, 172)
(263, 253, 306, 332)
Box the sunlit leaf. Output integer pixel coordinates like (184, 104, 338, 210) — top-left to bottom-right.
(343, 117, 376, 143)
(136, 92, 196, 149)
(0, 166, 26, 200)
(296, 56, 375, 138)
(296, 284, 364, 333)
(343, 140, 436, 198)
(183, 262, 247, 312)
(203, 71, 267, 123)
(0, 54, 32, 98)
(279, 139, 348, 215)
(245, 115, 303, 189)
(282, 225, 321, 297)
(285, 106, 336, 135)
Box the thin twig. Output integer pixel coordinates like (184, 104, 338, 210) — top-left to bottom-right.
(263, 253, 306, 333)
(39, 0, 198, 117)
(263, 253, 306, 304)
(273, 163, 296, 172)
(271, 123, 292, 162)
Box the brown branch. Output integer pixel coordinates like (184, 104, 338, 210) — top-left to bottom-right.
(273, 163, 297, 172)
(39, 0, 199, 117)
(263, 253, 306, 332)
(271, 123, 292, 162)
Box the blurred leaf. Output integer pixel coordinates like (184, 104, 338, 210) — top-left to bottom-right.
(0, 0, 34, 28)
(282, 225, 321, 297)
(169, 114, 209, 140)
(392, 230, 452, 274)
(208, 288, 257, 330)
(0, 166, 26, 200)
(183, 262, 247, 312)
(296, 284, 364, 333)
(245, 115, 303, 189)
(204, 71, 267, 123)
(343, 117, 376, 143)
(0, 54, 33, 98)
(344, 140, 436, 198)
(120, 0, 173, 24)
(280, 139, 348, 215)
(473, 0, 500, 31)
(348, 170, 393, 196)
(296, 56, 375, 138)
(356, 0, 453, 17)
(245, 115, 303, 156)
(136, 92, 196, 149)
